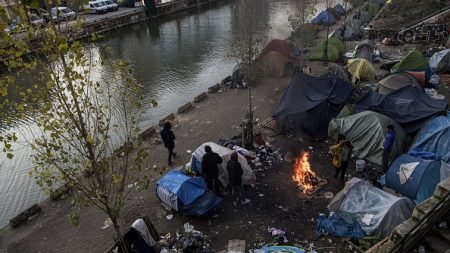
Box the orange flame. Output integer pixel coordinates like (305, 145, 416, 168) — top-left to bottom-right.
(292, 152, 316, 193)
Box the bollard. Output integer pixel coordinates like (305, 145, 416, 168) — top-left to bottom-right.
(177, 102, 193, 114)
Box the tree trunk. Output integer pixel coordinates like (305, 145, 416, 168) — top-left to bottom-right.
(111, 217, 128, 253)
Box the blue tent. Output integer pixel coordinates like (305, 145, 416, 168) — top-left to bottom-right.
(312, 10, 337, 26)
(355, 86, 448, 133)
(410, 113, 450, 163)
(156, 169, 222, 216)
(386, 154, 450, 203)
(334, 4, 346, 17)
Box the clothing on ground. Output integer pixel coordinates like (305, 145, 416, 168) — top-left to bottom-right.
(316, 212, 366, 239)
(383, 130, 395, 151)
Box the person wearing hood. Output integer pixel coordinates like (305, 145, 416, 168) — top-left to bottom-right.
(160, 121, 176, 165)
(227, 152, 244, 205)
(201, 145, 223, 193)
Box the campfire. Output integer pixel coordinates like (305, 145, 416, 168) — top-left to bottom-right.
(292, 152, 327, 195)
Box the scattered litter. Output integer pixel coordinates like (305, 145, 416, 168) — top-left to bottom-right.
(267, 227, 288, 244)
(127, 183, 134, 189)
(100, 218, 112, 229)
(166, 214, 173, 220)
(324, 192, 334, 199)
(259, 193, 264, 197)
(184, 222, 194, 232)
(187, 149, 192, 154)
(308, 146, 313, 150)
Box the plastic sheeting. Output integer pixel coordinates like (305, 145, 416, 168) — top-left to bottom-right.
(157, 170, 206, 205)
(328, 178, 415, 237)
(355, 86, 448, 133)
(386, 154, 450, 203)
(273, 72, 353, 138)
(316, 212, 366, 239)
(378, 73, 421, 95)
(321, 64, 350, 82)
(190, 142, 256, 187)
(328, 111, 408, 166)
(409, 113, 450, 164)
(311, 10, 337, 26)
(429, 49, 450, 74)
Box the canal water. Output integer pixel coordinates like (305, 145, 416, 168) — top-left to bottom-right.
(0, 0, 343, 229)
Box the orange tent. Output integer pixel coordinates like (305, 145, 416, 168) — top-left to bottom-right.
(260, 39, 293, 58)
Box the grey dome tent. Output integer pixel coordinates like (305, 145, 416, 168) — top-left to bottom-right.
(345, 19, 363, 39)
(328, 178, 415, 237)
(273, 71, 353, 138)
(355, 40, 375, 62)
(378, 73, 421, 95)
(429, 49, 450, 74)
(354, 86, 448, 133)
(321, 63, 351, 82)
(328, 111, 407, 166)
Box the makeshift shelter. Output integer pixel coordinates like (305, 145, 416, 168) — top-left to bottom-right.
(363, 3, 380, 17)
(346, 19, 363, 39)
(386, 154, 450, 203)
(347, 58, 376, 83)
(378, 73, 421, 95)
(328, 111, 407, 166)
(260, 39, 293, 58)
(409, 113, 450, 164)
(190, 142, 256, 187)
(255, 51, 289, 77)
(391, 50, 428, 73)
(156, 169, 222, 216)
(334, 4, 346, 17)
(309, 38, 345, 62)
(328, 178, 415, 237)
(273, 72, 353, 138)
(321, 63, 350, 82)
(354, 86, 448, 133)
(429, 49, 450, 74)
(355, 41, 375, 62)
(311, 10, 337, 26)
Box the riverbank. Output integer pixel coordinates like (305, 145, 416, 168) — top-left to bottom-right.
(0, 11, 355, 252)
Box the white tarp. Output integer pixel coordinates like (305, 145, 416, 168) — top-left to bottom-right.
(328, 178, 415, 237)
(190, 142, 256, 187)
(399, 162, 419, 184)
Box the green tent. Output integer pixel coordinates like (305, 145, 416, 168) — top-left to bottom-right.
(363, 3, 380, 17)
(308, 38, 344, 62)
(392, 50, 428, 73)
(328, 111, 408, 166)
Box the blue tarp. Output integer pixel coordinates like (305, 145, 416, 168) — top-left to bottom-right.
(408, 148, 440, 160)
(386, 154, 441, 203)
(355, 86, 448, 133)
(312, 10, 337, 26)
(316, 212, 366, 239)
(157, 170, 206, 205)
(410, 113, 450, 163)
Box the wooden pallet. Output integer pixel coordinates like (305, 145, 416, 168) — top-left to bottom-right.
(259, 117, 275, 130)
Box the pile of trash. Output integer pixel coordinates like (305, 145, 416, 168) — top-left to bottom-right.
(156, 223, 213, 253)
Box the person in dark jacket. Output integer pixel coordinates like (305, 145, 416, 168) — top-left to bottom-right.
(201, 145, 223, 193)
(160, 121, 176, 165)
(382, 124, 396, 172)
(227, 152, 244, 205)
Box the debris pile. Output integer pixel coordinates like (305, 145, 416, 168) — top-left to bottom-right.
(157, 223, 212, 253)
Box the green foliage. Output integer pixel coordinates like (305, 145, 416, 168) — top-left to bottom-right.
(0, 0, 150, 242)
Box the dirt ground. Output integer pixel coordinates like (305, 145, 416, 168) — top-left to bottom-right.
(2, 7, 450, 253)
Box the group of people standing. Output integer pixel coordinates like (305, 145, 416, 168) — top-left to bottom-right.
(329, 125, 396, 184)
(160, 121, 248, 205)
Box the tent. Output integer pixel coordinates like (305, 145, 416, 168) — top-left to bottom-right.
(347, 11, 372, 24)
(409, 113, 450, 164)
(309, 38, 345, 62)
(355, 40, 375, 62)
(156, 169, 222, 216)
(334, 4, 346, 17)
(429, 49, 450, 74)
(273, 72, 353, 138)
(346, 19, 363, 39)
(354, 86, 448, 133)
(363, 3, 381, 17)
(391, 50, 428, 73)
(256, 51, 289, 77)
(328, 178, 415, 237)
(378, 73, 421, 95)
(386, 154, 450, 203)
(311, 10, 337, 26)
(347, 58, 376, 83)
(190, 142, 256, 187)
(328, 111, 407, 166)
(260, 39, 293, 58)
(321, 63, 351, 82)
